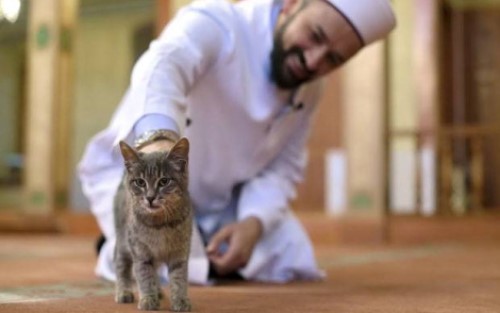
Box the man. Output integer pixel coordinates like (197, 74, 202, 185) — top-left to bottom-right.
(79, 0, 396, 284)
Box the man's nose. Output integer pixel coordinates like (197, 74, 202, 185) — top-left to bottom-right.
(305, 45, 328, 72)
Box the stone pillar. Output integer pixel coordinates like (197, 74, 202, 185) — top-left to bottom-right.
(414, 0, 439, 215)
(339, 42, 389, 242)
(24, 0, 78, 214)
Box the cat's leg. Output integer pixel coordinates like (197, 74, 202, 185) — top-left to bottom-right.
(134, 259, 161, 311)
(167, 259, 191, 312)
(114, 247, 135, 303)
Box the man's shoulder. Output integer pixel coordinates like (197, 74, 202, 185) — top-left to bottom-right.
(186, 0, 236, 17)
(185, 0, 272, 22)
(177, 0, 240, 32)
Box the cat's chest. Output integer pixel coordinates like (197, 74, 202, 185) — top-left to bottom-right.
(129, 224, 186, 260)
(151, 230, 175, 258)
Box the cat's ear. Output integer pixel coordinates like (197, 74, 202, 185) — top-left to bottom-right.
(168, 137, 189, 172)
(119, 141, 140, 169)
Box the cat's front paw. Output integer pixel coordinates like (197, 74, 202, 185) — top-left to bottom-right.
(115, 290, 134, 303)
(138, 294, 161, 311)
(170, 297, 191, 312)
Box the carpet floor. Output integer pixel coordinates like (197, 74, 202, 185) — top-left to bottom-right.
(1, 218, 499, 313)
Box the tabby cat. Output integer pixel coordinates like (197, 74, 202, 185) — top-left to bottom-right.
(114, 138, 192, 312)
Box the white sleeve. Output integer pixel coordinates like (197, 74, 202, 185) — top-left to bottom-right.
(129, 6, 229, 134)
(237, 112, 315, 235)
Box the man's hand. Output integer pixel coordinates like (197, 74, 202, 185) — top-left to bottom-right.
(138, 139, 175, 153)
(206, 217, 263, 276)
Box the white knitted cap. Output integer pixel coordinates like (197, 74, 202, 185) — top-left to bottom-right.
(326, 0, 396, 46)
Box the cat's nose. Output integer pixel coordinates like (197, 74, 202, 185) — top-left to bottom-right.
(146, 196, 155, 206)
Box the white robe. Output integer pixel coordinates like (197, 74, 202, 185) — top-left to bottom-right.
(78, 0, 325, 284)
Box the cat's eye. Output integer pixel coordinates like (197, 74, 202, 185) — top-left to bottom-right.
(158, 177, 172, 187)
(133, 179, 146, 188)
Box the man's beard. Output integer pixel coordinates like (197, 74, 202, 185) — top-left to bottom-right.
(270, 15, 313, 89)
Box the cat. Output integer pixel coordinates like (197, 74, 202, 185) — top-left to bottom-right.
(114, 138, 192, 312)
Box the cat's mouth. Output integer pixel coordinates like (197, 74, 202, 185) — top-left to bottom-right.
(146, 205, 161, 211)
(142, 198, 162, 211)
(142, 201, 162, 212)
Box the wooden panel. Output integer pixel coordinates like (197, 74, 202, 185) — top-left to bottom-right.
(294, 74, 342, 211)
(441, 5, 500, 210)
(156, 0, 170, 35)
(293, 150, 327, 211)
(308, 73, 342, 149)
(466, 11, 500, 207)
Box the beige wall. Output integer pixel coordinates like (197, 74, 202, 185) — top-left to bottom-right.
(171, 0, 192, 13)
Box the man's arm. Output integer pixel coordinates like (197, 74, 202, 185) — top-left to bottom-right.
(236, 83, 324, 235)
(207, 104, 318, 275)
(237, 113, 313, 234)
(127, 5, 229, 150)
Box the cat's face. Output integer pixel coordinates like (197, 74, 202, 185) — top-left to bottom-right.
(119, 139, 191, 227)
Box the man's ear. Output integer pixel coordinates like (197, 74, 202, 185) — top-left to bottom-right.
(281, 0, 300, 15)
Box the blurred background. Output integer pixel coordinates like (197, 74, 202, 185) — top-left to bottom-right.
(0, 0, 499, 242)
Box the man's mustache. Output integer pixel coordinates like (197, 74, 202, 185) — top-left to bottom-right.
(287, 47, 314, 77)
